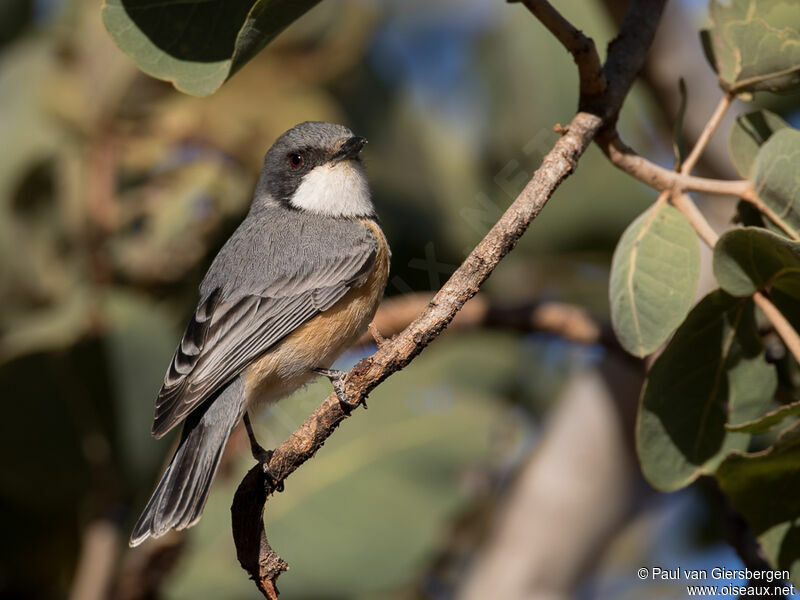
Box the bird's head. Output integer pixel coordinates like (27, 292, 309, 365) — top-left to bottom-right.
(256, 121, 373, 219)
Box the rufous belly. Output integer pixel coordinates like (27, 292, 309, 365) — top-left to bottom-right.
(243, 220, 389, 407)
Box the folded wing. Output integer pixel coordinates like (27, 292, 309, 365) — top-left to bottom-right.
(151, 234, 377, 438)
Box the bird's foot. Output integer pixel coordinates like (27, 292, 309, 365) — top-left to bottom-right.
(312, 367, 366, 414)
(259, 453, 284, 494)
(243, 413, 284, 493)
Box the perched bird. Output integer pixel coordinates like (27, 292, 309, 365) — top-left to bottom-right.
(130, 122, 390, 547)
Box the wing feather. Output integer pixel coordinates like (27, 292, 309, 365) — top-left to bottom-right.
(151, 237, 377, 438)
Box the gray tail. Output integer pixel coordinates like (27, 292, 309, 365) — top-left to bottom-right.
(130, 377, 246, 547)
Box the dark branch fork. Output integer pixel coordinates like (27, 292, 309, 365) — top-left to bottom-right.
(231, 1, 667, 596)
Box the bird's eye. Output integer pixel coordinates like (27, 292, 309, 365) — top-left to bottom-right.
(289, 153, 303, 169)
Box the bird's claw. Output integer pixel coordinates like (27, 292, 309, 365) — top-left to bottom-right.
(313, 367, 366, 414)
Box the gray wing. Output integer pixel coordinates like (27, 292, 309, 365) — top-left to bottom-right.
(151, 230, 377, 438)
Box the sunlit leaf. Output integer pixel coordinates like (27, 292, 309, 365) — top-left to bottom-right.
(701, 0, 800, 94)
(609, 203, 700, 357)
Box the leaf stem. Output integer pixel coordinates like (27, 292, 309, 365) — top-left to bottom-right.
(753, 292, 800, 364)
(740, 189, 800, 241)
(680, 92, 733, 175)
(671, 192, 718, 247)
(597, 129, 753, 197)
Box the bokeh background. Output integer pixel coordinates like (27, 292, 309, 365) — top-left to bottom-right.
(3, 0, 800, 599)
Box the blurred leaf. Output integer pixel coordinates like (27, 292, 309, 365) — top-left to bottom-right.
(609, 203, 700, 357)
(109, 158, 252, 284)
(713, 227, 800, 297)
(0, 290, 93, 363)
(0, 0, 32, 49)
(729, 109, 789, 177)
(103, 290, 179, 483)
(701, 0, 800, 95)
(717, 427, 800, 584)
(102, 0, 322, 96)
(672, 78, 687, 170)
(637, 291, 776, 491)
(752, 128, 800, 237)
(727, 400, 800, 433)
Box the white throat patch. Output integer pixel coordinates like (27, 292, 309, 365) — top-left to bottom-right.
(290, 161, 373, 218)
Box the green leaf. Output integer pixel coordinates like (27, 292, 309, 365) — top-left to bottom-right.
(729, 109, 789, 177)
(717, 429, 800, 583)
(714, 227, 800, 297)
(701, 0, 800, 95)
(0, 289, 92, 363)
(101, 0, 322, 96)
(637, 291, 776, 491)
(727, 400, 800, 434)
(752, 128, 800, 236)
(609, 203, 700, 357)
(103, 290, 180, 483)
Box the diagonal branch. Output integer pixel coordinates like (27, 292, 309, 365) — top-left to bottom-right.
(231, 1, 667, 596)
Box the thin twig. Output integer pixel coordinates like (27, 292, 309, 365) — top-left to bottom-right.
(367, 322, 387, 347)
(671, 192, 800, 364)
(741, 192, 800, 241)
(601, 94, 798, 241)
(597, 129, 753, 197)
(680, 92, 733, 175)
(671, 192, 719, 247)
(671, 94, 800, 362)
(754, 293, 800, 365)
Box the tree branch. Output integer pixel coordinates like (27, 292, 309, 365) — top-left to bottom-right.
(358, 292, 607, 347)
(231, 1, 667, 595)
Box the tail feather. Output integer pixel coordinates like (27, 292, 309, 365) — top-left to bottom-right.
(130, 376, 246, 547)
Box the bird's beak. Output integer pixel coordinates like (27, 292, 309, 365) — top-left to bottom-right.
(334, 136, 367, 161)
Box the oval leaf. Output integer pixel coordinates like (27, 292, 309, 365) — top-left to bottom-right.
(102, 0, 322, 96)
(729, 109, 789, 178)
(637, 291, 776, 491)
(714, 227, 800, 297)
(609, 203, 700, 357)
(752, 128, 800, 237)
(701, 0, 800, 94)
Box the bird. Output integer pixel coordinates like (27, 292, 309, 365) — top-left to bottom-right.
(129, 121, 390, 547)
